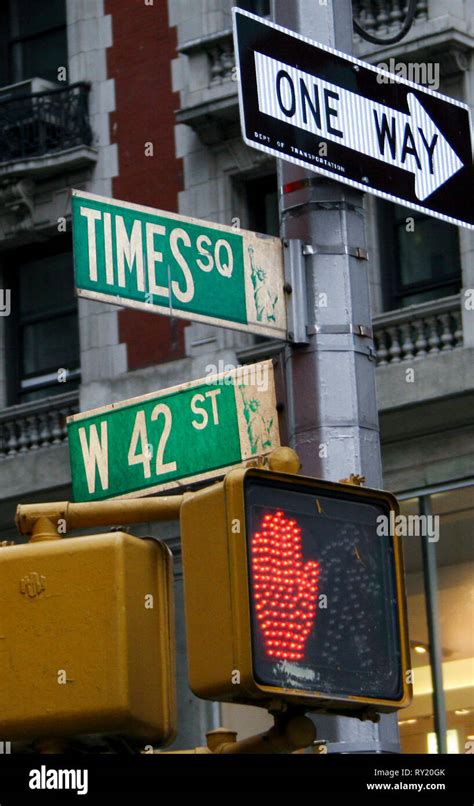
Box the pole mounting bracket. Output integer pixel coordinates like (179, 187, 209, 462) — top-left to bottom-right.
(306, 324, 373, 338)
(302, 243, 368, 260)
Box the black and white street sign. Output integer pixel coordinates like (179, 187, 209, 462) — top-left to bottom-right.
(233, 8, 474, 230)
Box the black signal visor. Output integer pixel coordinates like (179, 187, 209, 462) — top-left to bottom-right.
(245, 475, 403, 703)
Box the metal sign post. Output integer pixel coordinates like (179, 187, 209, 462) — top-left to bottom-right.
(268, 0, 401, 753)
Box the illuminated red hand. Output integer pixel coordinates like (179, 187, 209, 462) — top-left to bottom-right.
(251, 510, 319, 661)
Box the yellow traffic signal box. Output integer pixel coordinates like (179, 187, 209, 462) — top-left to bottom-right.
(180, 467, 412, 715)
(0, 531, 176, 744)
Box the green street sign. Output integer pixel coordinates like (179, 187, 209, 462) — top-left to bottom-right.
(67, 361, 280, 501)
(72, 190, 287, 339)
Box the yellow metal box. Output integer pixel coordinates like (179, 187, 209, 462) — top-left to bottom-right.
(0, 532, 176, 744)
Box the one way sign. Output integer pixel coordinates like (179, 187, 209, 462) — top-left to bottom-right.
(233, 8, 473, 230)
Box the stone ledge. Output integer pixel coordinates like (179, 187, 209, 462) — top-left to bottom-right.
(0, 146, 98, 181)
(376, 347, 474, 412)
(0, 442, 71, 502)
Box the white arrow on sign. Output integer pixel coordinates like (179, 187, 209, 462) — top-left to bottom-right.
(254, 51, 464, 201)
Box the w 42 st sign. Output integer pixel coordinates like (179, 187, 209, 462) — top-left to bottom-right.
(233, 9, 474, 229)
(67, 361, 280, 501)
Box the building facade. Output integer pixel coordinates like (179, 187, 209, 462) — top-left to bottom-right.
(0, 0, 472, 753)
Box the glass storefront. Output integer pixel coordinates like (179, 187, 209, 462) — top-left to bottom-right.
(398, 484, 474, 754)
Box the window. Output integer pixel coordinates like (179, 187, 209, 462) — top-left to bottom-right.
(237, 0, 271, 16)
(6, 238, 80, 404)
(398, 484, 474, 754)
(0, 0, 67, 86)
(234, 172, 279, 358)
(379, 202, 461, 310)
(246, 174, 279, 237)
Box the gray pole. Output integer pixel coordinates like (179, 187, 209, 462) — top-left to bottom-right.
(272, 0, 401, 753)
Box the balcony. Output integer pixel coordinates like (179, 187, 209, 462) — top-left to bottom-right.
(0, 390, 78, 458)
(373, 295, 474, 415)
(374, 296, 474, 490)
(373, 295, 462, 366)
(175, 29, 239, 144)
(353, 1, 472, 68)
(0, 391, 78, 531)
(353, 0, 429, 42)
(0, 82, 96, 180)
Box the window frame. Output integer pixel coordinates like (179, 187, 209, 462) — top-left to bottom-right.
(3, 0, 67, 85)
(4, 234, 80, 406)
(378, 200, 462, 312)
(241, 170, 279, 237)
(0, 5, 11, 87)
(9, 24, 67, 84)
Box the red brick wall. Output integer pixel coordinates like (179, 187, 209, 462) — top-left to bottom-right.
(105, 0, 186, 370)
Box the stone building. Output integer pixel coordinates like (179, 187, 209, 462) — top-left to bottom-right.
(0, 0, 472, 753)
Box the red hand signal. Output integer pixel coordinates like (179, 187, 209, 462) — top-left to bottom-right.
(251, 510, 319, 661)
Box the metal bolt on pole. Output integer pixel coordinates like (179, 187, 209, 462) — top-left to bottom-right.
(272, 0, 401, 753)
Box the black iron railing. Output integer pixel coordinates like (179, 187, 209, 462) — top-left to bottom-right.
(0, 82, 92, 164)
